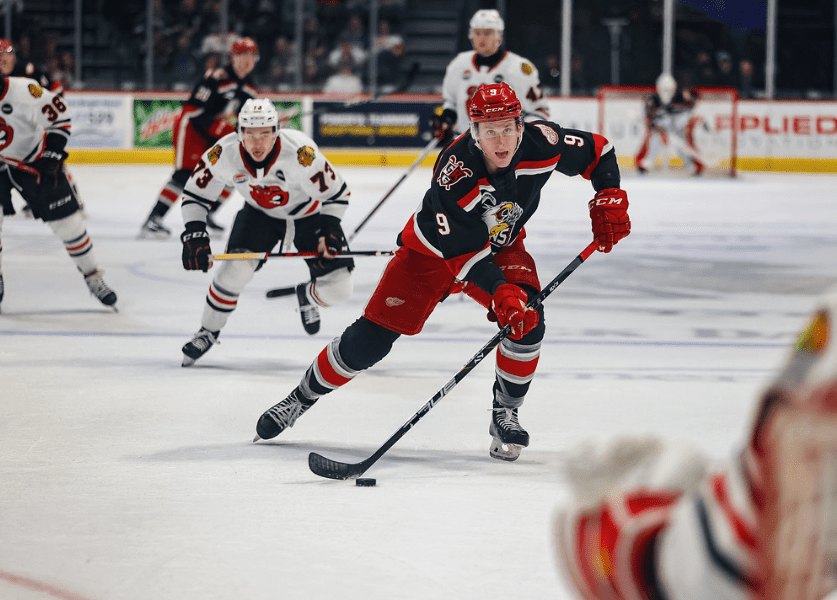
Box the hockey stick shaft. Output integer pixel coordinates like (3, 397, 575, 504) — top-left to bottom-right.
(348, 137, 438, 243)
(308, 240, 599, 480)
(0, 156, 41, 180)
(215, 250, 394, 260)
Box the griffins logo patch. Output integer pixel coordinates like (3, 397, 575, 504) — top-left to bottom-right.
(297, 146, 316, 167)
(437, 155, 473, 190)
(521, 62, 534, 76)
(27, 83, 43, 98)
(481, 199, 523, 246)
(534, 124, 558, 145)
(207, 144, 222, 165)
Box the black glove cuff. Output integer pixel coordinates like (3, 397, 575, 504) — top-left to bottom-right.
(184, 221, 207, 233)
(440, 108, 457, 126)
(466, 258, 506, 296)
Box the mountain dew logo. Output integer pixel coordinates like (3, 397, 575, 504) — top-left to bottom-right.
(134, 99, 183, 148)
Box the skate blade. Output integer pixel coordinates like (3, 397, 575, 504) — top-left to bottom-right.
(490, 437, 523, 461)
(182, 354, 196, 367)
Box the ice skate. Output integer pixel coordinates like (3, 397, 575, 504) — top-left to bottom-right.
(254, 389, 317, 441)
(489, 399, 529, 461)
(0, 272, 4, 311)
(296, 283, 320, 335)
(181, 327, 219, 366)
(84, 270, 117, 308)
(138, 215, 171, 239)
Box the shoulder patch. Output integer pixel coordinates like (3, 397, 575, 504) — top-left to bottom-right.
(534, 123, 558, 145)
(28, 83, 43, 98)
(297, 146, 316, 167)
(437, 154, 473, 190)
(207, 144, 222, 165)
(521, 62, 533, 76)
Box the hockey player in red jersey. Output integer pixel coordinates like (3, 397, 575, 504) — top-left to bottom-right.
(255, 82, 630, 461)
(0, 76, 116, 310)
(554, 289, 837, 600)
(139, 37, 259, 239)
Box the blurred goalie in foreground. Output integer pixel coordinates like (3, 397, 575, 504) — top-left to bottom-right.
(555, 288, 837, 600)
(634, 73, 705, 177)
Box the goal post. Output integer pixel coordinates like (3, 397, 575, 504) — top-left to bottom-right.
(598, 85, 739, 177)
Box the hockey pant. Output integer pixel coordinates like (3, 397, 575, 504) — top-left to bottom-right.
(292, 242, 545, 410)
(199, 206, 354, 333)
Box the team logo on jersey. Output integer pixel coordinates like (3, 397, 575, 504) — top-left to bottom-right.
(274, 169, 285, 181)
(1, 104, 11, 114)
(521, 63, 533, 76)
(437, 155, 473, 190)
(481, 198, 523, 246)
(27, 83, 43, 98)
(233, 174, 248, 183)
(385, 297, 405, 307)
(493, 74, 504, 83)
(207, 144, 222, 165)
(297, 146, 316, 167)
(534, 124, 558, 145)
(463, 70, 472, 80)
(249, 184, 290, 208)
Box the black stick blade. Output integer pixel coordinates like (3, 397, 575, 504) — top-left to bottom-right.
(265, 286, 295, 298)
(309, 452, 366, 480)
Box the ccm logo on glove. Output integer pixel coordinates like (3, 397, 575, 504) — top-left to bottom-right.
(588, 188, 630, 253)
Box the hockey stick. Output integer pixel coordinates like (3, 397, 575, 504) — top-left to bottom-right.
(0, 156, 41, 180)
(308, 240, 599, 480)
(265, 137, 438, 299)
(215, 250, 394, 260)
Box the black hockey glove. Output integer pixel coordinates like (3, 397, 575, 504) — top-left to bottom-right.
(181, 221, 213, 272)
(431, 108, 457, 147)
(33, 150, 67, 188)
(317, 214, 347, 258)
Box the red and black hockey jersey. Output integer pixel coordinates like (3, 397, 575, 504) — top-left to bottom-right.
(398, 121, 621, 293)
(179, 65, 258, 142)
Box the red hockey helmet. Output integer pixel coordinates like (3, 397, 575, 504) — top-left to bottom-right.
(467, 82, 522, 123)
(231, 37, 258, 56)
(0, 39, 14, 54)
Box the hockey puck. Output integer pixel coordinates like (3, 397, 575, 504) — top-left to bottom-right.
(356, 478, 377, 487)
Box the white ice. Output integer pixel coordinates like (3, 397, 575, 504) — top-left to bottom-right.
(1, 165, 836, 600)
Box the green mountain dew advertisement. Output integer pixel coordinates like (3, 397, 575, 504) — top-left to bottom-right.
(133, 99, 303, 149)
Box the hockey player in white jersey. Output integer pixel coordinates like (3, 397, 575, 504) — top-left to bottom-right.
(179, 98, 355, 366)
(432, 9, 549, 145)
(554, 288, 837, 600)
(0, 76, 116, 310)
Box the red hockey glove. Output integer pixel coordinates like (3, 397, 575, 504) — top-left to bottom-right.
(588, 188, 630, 253)
(490, 283, 539, 340)
(181, 222, 213, 272)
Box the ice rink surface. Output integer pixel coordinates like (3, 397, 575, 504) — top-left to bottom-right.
(1, 164, 836, 600)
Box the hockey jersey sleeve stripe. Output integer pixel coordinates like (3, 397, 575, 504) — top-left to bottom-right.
(451, 245, 491, 281)
(457, 184, 482, 212)
(582, 135, 613, 180)
(695, 497, 759, 589)
(324, 182, 349, 203)
(515, 157, 561, 178)
(302, 200, 320, 216)
(710, 473, 759, 551)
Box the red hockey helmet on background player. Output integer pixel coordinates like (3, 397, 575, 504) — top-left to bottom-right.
(0, 39, 14, 54)
(231, 36, 259, 59)
(467, 82, 523, 152)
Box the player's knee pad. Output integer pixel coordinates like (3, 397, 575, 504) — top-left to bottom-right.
(339, 316, 400, 372)
(213, 256, 257, 293)
(311, 267, 353, 307)
(46, 211, 86, 242)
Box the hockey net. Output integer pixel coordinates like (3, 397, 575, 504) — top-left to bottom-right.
(598, 85, 738, 177)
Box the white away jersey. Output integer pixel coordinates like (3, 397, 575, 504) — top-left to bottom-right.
(181, 128, 350, 223)
(0, 77, 71, 163)
(441, 51, 549, 133)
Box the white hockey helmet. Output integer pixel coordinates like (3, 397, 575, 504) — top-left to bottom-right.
(469, 9, 504, 32)
(655, 73, 677, 104)
(238, 98, 279, 133)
